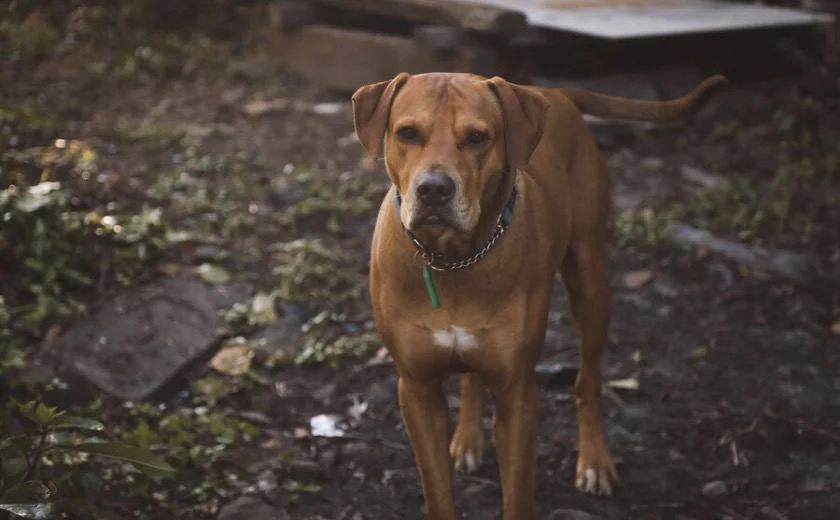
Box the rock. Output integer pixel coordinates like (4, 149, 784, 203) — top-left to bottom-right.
(535, 361, 578, 387)
(623, 270, 654, 290)
(44, 275, 249, 401)
(226, 60, 265, 80)
(219, 86, 247, 106)
(342, 441, 372, 461)
(285, 459, 324, 480)
(619, 404, 652, 422)
(217, 496, 288, 520)
(640, 156, 665, 171)
(195, 263, 231, 284)
(241, 98, 345, 117)
(680, 165, 727, 189)
(190, 244, 228, 263)
(255, 469, 278, 494)
(366, 379, 396, 411)
(461, 482, 489, 504)
(250, 308, 305, 365)
(672, 223, 812, 283)
(759, 505, 787, 520)
(606, 148, 639, 170)
(549, 509, 601, 520)
(651, 275, 679, 298)
(702, 480, 728, 498)
(241, 98, 291, 117)
(210, 344, 254, 376)
(269, 175, 306, 207)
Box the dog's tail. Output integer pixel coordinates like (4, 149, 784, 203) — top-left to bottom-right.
(562, 75, 728, 123)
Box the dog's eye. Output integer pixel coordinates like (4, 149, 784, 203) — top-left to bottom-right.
(396, 126, 420, 143)
(465, 130, 489, 147)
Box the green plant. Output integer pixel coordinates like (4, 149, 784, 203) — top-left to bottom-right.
(0, 13, 60, 62)
(113, 401, 261, 512)
(274, 170, 383, 231)
(271, 238, 366, 305)
(295, 311, 379, 366)
(614, 208, 673, 249)
(668, 100, 839, 240)
(0, 400, 175, 518)
(0, 138, 169, 340)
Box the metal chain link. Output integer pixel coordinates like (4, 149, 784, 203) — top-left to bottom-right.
(410, 218, 508, 272)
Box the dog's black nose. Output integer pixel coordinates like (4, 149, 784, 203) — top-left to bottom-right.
(416, 171, 455, 207)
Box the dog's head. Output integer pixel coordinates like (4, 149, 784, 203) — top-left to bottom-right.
(352, 73, 548, 243)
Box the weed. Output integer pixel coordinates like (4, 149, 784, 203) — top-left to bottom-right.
(0, 400, 174, 518)
(295, 311, 379, 365)
(271, 238, 366, 305)
(614, 208, 673, 249)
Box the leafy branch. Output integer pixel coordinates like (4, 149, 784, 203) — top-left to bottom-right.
(0, 400, 175, 518)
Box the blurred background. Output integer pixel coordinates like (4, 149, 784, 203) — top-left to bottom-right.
(1, 0, 839, 518)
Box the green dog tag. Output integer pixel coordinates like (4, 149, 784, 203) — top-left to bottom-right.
(422, 265, 441, 309)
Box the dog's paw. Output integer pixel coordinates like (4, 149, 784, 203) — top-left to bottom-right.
(449, 426, 485, 473)
(575, 449, 618, 496)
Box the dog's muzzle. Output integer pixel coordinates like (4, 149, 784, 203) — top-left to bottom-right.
(412, 170, 456, 227)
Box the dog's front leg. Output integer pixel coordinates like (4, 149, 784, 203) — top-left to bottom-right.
(398, 376, 458, 520)
(491, 373, 538, 520)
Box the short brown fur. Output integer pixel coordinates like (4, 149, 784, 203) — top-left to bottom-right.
(352, 72, 724, 519)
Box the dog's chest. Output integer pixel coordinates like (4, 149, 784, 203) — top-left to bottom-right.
(430, 325, 479, 354)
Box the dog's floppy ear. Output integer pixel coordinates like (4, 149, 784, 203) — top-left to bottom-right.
(352, 72, 411, 160)
(487, 77, 550, 170)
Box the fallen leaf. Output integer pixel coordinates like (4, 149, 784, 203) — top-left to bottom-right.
(310, 102, 343, 115)
(623, 270, 653, 290)
(309, 414, 345, 437)
(688, 346, 709, 359)
(680, 165, 727, 189)
(251, 292, 278, 324)
(241, 98, 343, 117)
(241, 99, 291, 117)
(347, 395, 368, 422)
(210, 345, 254, 376)
(606, 377, 640, 391)
(196, 263, 230, 285)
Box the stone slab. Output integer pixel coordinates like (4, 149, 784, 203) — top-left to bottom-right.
(46, 275, 249, 401)
(465, 0, 833, 40)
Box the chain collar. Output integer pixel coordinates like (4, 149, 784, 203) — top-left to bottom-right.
(395, 183, 516, 272)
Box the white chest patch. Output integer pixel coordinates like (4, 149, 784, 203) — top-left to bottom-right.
(431, 326, 478, 353)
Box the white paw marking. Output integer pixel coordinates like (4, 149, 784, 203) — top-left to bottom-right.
(576, 466, 613, 496)
(585, 467, 597, 494)
(453, 449, 481, 473)
(465, 453, 477, 473)
(431, 326, 478, 353)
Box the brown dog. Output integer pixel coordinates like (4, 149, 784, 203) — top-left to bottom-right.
(352, 73, 724, 519)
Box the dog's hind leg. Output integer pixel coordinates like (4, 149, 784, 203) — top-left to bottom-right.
(450, 373, 486, 473)
(560, 240, 618, 496)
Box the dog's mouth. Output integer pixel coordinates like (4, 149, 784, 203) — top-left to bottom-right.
(414, 214, 449, 228)
(409, 207, 459, 230)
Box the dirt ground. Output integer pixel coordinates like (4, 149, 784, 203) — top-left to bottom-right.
(2, 5, 840, 520)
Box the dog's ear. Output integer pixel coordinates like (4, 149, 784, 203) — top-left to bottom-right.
(487, 77, 550, 170)
(352, 73, 411, 160)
